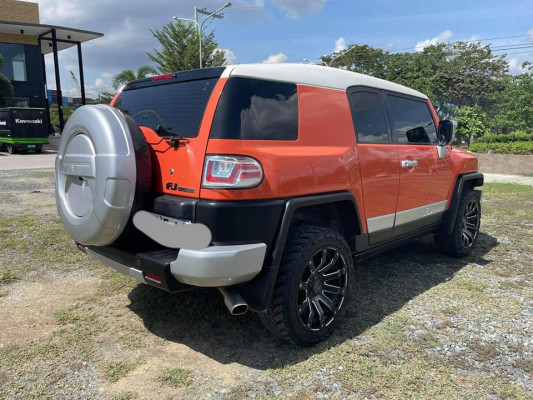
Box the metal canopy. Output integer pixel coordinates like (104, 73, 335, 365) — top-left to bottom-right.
(0, 20, 102, 54)
(0, 20, 103, 132)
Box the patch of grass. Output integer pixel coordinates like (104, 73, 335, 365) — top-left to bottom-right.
(469, 341, 501, 362)
(157, 367, 193, 388)
(53, 304, 82, 325)
(482, 182, 533, 201)
(103, 360, 138, 383)
(0, 268, 17, 284)
(0, 289, 9, 298)
(514, 358, 533, 373)
(32, 171, 55, 179)
(94, 270, 139, 298)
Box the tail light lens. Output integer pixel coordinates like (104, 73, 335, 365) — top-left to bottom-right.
(202, 155, 263, 189)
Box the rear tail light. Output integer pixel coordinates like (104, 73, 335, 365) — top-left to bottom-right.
(202, 155, 263, 189)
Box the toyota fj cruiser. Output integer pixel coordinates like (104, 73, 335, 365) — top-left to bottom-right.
(55, 64, 483, 345)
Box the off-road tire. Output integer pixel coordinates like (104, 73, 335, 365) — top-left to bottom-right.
(260, 224, 352, 346)
(435, 189, 481, 257)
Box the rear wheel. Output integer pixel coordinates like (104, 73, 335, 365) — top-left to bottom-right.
(6, 144, 13, 155)
(435, 189, 481, 257)
(260, 224, 351, 346)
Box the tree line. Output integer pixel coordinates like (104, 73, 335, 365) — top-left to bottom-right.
(321, 42, 533, 143)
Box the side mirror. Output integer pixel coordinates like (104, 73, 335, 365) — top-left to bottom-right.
(437, 120, 457, 146)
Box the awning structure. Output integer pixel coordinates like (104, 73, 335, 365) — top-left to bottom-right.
(0, 20, 103, 131)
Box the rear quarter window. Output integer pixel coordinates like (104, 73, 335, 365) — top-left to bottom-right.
(210, 77, 298, 140)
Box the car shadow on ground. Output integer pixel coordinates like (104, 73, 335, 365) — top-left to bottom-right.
(127, 232, 498, 370)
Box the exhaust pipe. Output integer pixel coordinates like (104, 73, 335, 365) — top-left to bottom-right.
(218, 287, 248, 315)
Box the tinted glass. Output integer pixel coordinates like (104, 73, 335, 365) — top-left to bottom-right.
(0, 43, 27, 82)
(386, 95, 437, 144)
(114, 78, 218, 138)
(210, 77, 298, 140)
(350, 91, 389, 144)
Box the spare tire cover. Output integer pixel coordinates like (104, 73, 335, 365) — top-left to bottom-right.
(55, 104, 139, 246)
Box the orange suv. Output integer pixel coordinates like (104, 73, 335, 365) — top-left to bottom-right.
(55, 64, 483, 345)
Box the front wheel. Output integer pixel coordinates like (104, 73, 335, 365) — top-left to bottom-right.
(435, 189, 481, 257)
(260, 225, 352, 346)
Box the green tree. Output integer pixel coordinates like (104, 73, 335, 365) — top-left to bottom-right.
(441, 42, 508, 109)
(322, 41, 508, 117)
(0, 54, 14, 107)
(489, 62, 533, 133)
(454, 105, 489, 145)
(112, 65, 157, 90)
(147, 20, 226, 73)
(49, 105, 75, 132)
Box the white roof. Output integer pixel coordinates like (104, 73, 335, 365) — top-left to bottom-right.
(223, 63, 427, 99)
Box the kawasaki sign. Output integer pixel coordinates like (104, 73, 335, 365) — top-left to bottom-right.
(15, 118, 44, 124)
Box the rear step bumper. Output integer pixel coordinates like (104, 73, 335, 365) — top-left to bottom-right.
(84, 242, 267, 290)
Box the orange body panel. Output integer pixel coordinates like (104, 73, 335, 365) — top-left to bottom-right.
(396, 145, 453, 212)
(142, 77, 228, 198)
(355, 144, 399, 219)
(201, 85, 365, 227)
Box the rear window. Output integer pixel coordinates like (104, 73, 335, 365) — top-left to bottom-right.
(114, 78, 218, 138)
(210, 77, 298, 140)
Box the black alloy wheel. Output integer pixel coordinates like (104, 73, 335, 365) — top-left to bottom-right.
(297, 246, 348, 332)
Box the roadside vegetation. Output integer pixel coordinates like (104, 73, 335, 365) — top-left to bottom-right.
(322, 43, 533, 153)
(0, 170, 531, 399)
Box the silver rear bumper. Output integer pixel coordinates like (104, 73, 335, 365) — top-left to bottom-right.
(86, 242, 266, 288)
(170, 243, 267, 287)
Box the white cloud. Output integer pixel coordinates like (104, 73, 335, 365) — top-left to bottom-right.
(35, 0, 266, 96)
(221, 49, 238, 65)
(262, 53, 288, 63)
(415, 30, 453, 52)
(271, 0, 326, 20)
(527, 28, 533, 43)
(383, 42, 395, 51)
(468, 34, 482, 43)
(334, 37, 346, 53)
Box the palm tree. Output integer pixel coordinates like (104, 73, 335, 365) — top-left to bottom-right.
(112, 65, 157, 90)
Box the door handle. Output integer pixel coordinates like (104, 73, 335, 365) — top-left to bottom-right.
(401, 160, 419, 168)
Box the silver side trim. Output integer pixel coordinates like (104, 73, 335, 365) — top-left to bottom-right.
(395, 200, 448, 226)
(86, 248, 146, 283)
(367, 213, 395, 233)
(171, 243, 267, 287)
(366, 200, 448, 233)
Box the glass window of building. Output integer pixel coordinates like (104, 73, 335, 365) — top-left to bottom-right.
(0, 43, 27, 82)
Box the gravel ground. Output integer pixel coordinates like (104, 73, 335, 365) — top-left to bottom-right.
(0, 169, 532, 399)
(484, 173, 533, 185)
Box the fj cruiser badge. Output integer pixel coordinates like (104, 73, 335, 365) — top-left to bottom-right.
(166, 182, 195, 193)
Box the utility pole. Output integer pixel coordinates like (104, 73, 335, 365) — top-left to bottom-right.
(174, 2, 231, 69)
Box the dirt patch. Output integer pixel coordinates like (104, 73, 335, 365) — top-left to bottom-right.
(0, 271, 100, 348)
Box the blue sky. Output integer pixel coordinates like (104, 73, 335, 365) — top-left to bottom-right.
(36, 0, 533, 98)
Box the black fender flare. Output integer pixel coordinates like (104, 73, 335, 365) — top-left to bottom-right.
(438, 172, 484, 235)
(240, 191, 362, 312)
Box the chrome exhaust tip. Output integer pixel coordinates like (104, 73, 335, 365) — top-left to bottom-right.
(218, 287, 248, 315)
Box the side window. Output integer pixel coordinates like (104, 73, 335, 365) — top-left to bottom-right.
(210, 77, 298, 140)
(350, 91, 389, 144)
(386, 95, 437, 144)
